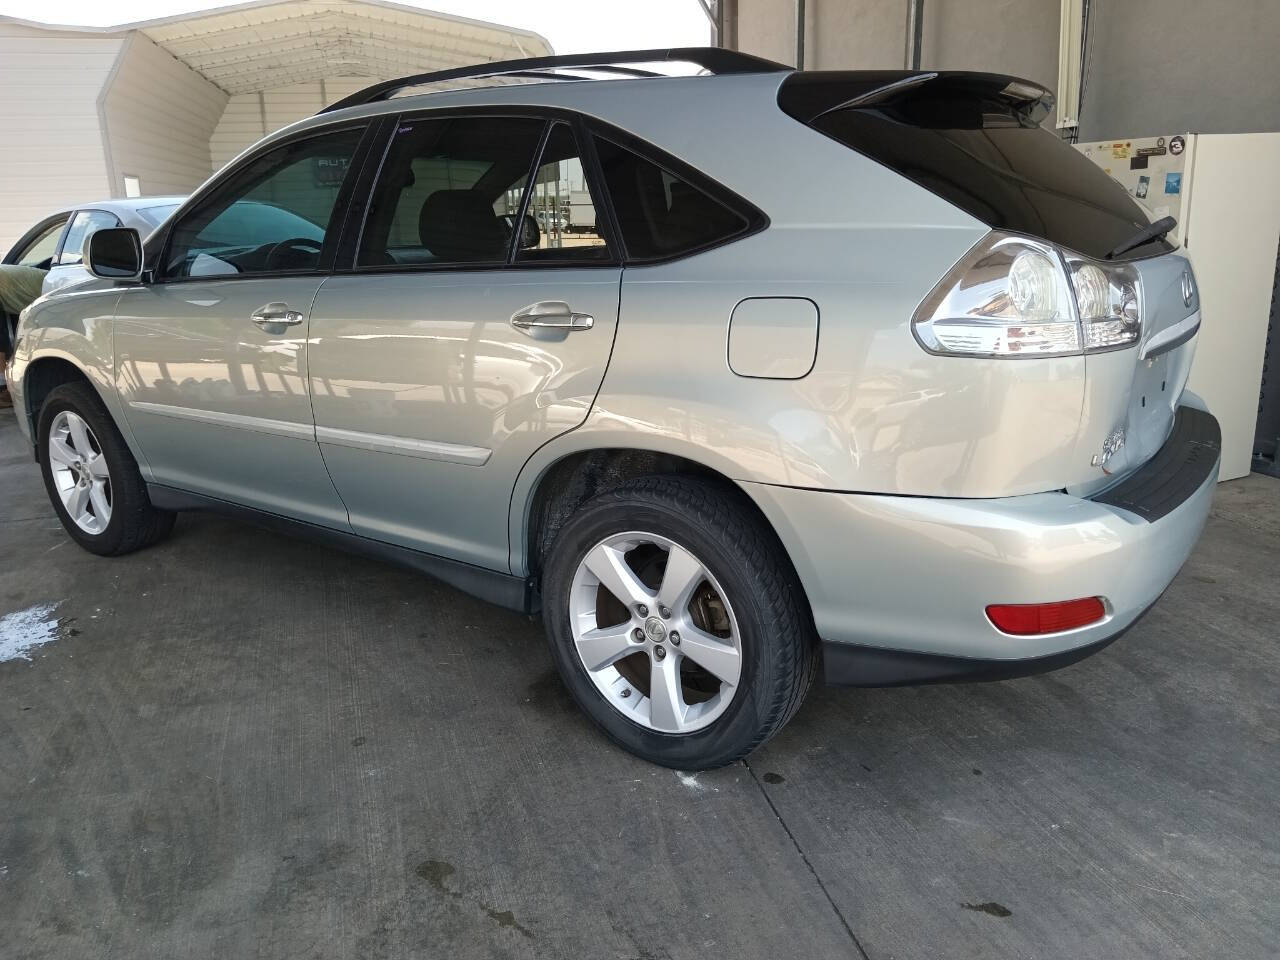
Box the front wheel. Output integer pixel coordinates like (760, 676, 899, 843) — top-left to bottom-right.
(542, 476, 819, 769)
(38, 381, 174, 556)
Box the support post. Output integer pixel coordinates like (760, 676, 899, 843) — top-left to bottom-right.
(795, 0, 806, 69)
(695, 0, 721, 46)
(905, 0, 924, 70)
(1056, 0, 1085, 131)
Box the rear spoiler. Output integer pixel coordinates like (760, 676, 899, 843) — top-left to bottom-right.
(778, 70, 1055, 126)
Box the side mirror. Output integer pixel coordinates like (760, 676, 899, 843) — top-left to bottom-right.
(518, 213, 541, 250)
(85, 227, 143, 282)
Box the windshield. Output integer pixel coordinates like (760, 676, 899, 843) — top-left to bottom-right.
(136, 203, 181, 229)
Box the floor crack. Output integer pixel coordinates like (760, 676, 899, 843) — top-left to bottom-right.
(742, 758, 871, 960)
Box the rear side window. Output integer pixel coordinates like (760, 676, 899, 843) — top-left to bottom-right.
(357, 117, 545, 267)
(780, 73, 1171, 261)
(592, 136, 750, 261)
(516, 122, 610, 263)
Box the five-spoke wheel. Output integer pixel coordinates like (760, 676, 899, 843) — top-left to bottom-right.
(37, 381, 174, 555)
(47, 410, 113, 534)
(543, 475, 820, 769)
(571, 532, 743, 734)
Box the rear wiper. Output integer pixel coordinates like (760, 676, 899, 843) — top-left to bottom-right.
(1105, 215, 1177, 260)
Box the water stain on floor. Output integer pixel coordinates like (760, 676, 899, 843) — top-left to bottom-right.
(962, 901, 1012, 918)
(416, 859, 533, 938)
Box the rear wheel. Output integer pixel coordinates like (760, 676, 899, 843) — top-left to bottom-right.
(38, 382, 174, 556)
(542, 476, 819, 769)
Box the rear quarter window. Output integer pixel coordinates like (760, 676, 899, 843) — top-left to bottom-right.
(592, 135, 755, 261)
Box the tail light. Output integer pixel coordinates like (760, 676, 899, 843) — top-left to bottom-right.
(1064, 256, 1142, 351)
(913, 232, 1143, 357)
(986, 597, 1107, 635)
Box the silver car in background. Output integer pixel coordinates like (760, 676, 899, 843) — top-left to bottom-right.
(4, 49, 1220, 768)
(4, 197, 185, 296)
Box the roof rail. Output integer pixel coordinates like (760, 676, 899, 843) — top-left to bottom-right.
(319, 47, 790, 114)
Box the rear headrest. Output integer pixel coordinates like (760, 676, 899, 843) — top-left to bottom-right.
(663, 182, 704, 246)
(419, 189, 507, 262)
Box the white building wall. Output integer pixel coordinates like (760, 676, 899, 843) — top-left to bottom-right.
(100, 34, 228, 200)
(209, 78, 372, 173)
(0, 23, 121, 250)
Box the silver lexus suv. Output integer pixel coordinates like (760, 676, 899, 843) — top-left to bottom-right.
(6, 49, 1220, 768)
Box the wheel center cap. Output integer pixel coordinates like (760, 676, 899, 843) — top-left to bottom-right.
(643, 617, 667, 643)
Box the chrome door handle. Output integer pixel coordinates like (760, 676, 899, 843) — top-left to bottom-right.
(510, 301, 594, 335)
(250, 302, 304, 328)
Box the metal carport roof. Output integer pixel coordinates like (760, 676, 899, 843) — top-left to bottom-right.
(3, 0, 554, 94)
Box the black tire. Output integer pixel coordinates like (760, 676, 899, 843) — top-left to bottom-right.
(37, 381, 175, 556)
(542, 475, 820, 769)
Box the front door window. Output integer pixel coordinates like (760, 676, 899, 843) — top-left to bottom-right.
(162, 127, 364, 279)
(14, 219, 67, 267)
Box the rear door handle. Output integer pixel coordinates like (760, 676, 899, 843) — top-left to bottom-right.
(510, 301, 594, 336)
(251, 302, 304, 328)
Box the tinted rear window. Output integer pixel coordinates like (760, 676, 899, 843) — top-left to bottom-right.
(592, 136, 751, 261)
(781, 72, 1171, 260)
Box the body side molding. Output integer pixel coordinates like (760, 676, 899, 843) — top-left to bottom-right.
(128, 400, 316, 441)
(315, 424, 492, 466)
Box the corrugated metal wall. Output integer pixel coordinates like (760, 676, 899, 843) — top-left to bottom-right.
(727, 0, 1279, 141)
(209, 79, 370, 174)
(730, 0, 1057, 87)
(1077, 0, 1280, 141)
(0, 24, 121, 251)
(100, 34, 228, 201)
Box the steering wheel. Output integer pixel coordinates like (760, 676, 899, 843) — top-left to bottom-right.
(263, 236, 323, 271)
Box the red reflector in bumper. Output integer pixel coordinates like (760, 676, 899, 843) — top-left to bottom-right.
(986, 597, 1107, 635)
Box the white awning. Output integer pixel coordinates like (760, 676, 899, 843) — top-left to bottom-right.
(9, 0, 553, 94)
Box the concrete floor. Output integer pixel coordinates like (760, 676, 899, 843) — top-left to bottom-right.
(2, 411, 1278, 960)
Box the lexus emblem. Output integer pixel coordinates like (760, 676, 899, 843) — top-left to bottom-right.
(1181, 270, 1195, 308)
(1091, 427, 1126, 472)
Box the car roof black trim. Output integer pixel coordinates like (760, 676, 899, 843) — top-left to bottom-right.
(319, 47, 790, 115)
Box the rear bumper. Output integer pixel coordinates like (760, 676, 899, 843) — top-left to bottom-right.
(740, 404, 1220, 686)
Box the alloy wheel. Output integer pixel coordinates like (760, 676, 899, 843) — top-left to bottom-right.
(569, 531, 743, 733)
(47, 410, 112, 535)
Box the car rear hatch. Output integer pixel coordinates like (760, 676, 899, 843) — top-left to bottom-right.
(1070, 249, 1200, 495)
(779, 70, 1202, 496)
